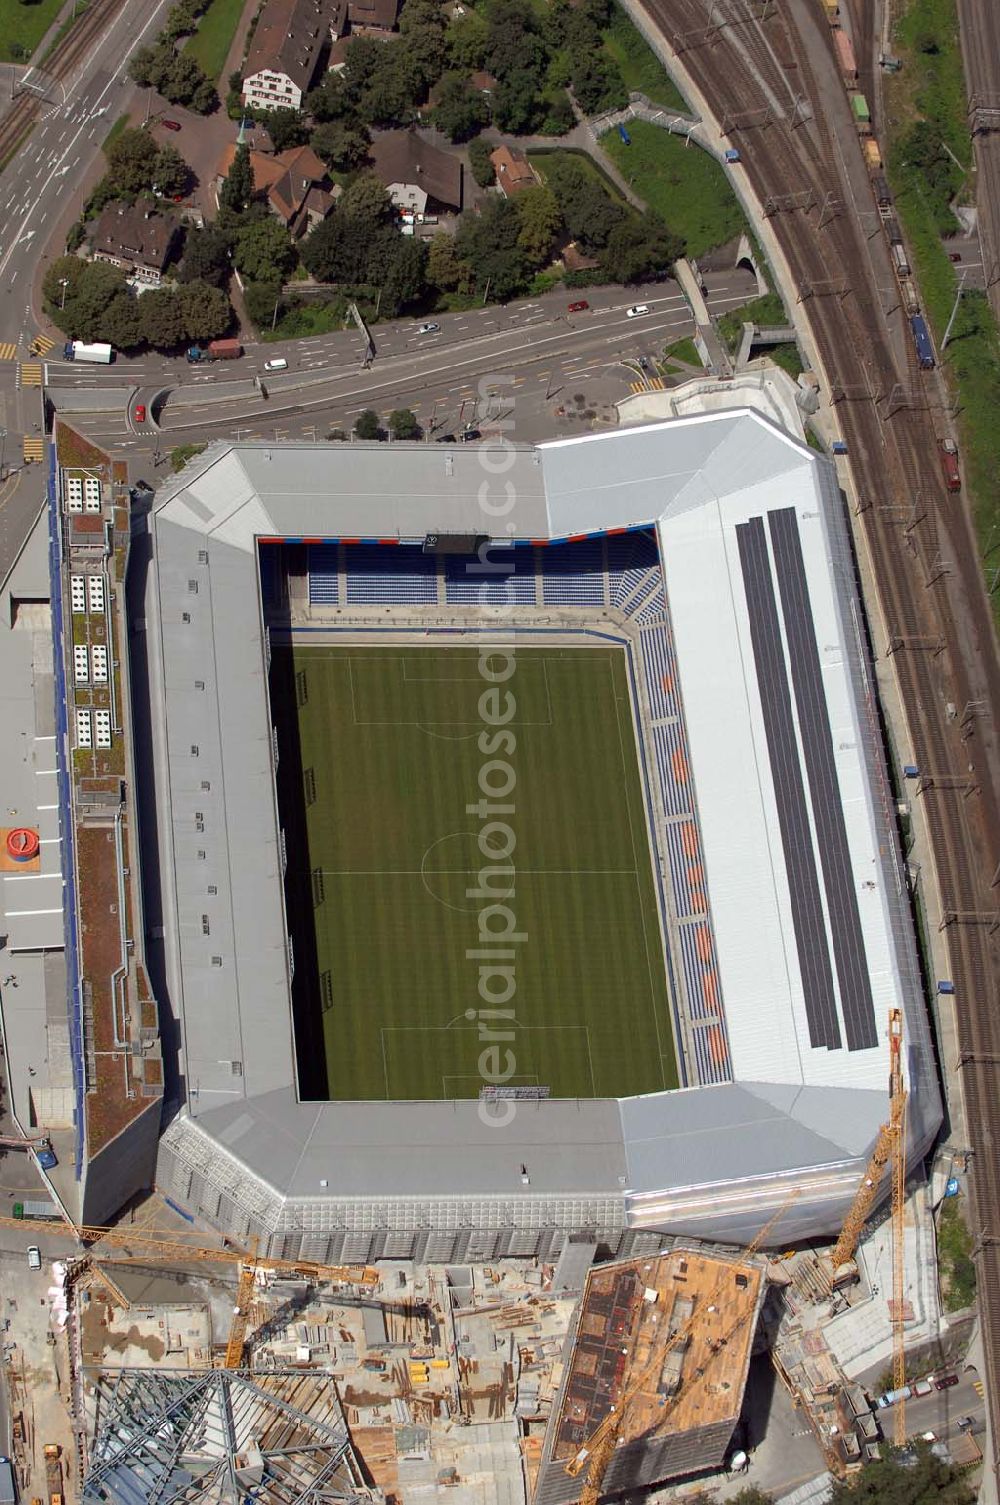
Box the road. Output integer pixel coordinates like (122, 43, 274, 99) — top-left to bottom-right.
(636, 0, 1000, 1478)
(50, 273, 757, 452)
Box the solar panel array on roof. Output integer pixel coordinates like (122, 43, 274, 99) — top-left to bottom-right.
(768, 507, 877, 1051)
(736, 516, 842, 1051)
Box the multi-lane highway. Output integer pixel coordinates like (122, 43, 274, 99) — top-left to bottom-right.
(49, 273, 757, 450)
(635, 0, 1000, 1472)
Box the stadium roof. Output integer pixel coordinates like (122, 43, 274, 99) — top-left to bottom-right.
(139, 412, 939, 1242)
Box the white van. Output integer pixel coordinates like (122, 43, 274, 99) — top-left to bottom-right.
(26, 1245, 41, 1270)
(263, 357, 288, 373)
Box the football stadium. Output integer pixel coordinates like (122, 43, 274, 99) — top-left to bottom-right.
(129, 410, 941, 1264)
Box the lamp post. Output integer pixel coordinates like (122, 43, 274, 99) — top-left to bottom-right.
(59, 277, 69, 310)
(0, 428, 6, 481)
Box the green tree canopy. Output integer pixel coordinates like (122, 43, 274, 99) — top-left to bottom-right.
(178, 226, 231, 288)
(62, 262, 129, 341)
(243, 279, 282, 329)
(104, 128, 159, 193)
(426, 230, 471, 292)
(543, 155, 625, 249)
(265, 109, 310, 153)
(601, 210, 682, 284)
(177, 280, 232, 341)
(389, 407, 421, 439)
(311, 120, 371, 172)
(138, 287, 188, 348)
(828, 1447, 975, 1505)
(468, 137, 496, 188)
(516, 183, 562, 267)
(455, 195, 531, 301)
(101, 292, 144, 351)
(354, 408, 384, 440)
(306, 72, 354, 122)
(447, 10, 488, 72)
(432, 73, 489, 143)
(42, 255, 88, 314)
(398, 0, 448, 92)
(219, 143, 255, 216)
(233, 216, 296, 283)
(492, 66, 545, 133)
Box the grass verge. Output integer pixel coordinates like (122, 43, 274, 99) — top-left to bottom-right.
(602, 3, 687, 112)
(0, 0, 65, 62)
(886, 0, 1000, 623)
(665, 334, 700, 365)
(169, 442, 207, 472)
(527, 147, 628, 205)
(183, 0, 246, 82)
(937, 1194, 976, 1312)
(601, 120, 746, 258)
(37, 0, 91, 67)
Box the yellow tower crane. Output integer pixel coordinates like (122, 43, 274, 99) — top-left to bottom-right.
(564, 1191, 800, 1505)
(828, 1006, 908, 1444)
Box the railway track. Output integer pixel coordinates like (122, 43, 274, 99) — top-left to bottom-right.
(957, 0, 1000, 327)
(0, 0, 127, 168)
(640, 0, 1000, 1462)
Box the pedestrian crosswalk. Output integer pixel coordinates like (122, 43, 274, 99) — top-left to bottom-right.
(973, 1379, 984, 1398)
(0, 342, 18, 361)
(29, 334, 55, 357)
(22, 436, 45, 462)
(18, 363, 43, 388)
(629, 376, 667, 393)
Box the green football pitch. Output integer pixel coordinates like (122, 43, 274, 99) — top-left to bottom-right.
(272, 643, 678, 1102)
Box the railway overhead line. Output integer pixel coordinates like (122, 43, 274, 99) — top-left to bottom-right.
(639, 0, 1000, 1467)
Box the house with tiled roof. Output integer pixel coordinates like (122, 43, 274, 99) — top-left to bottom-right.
(242, 0, 345, 112)
(368, 129, 462, 215)
(490, 144, 538, 197)
(215, 143, 340, 237)
(90, 199, 181, 286)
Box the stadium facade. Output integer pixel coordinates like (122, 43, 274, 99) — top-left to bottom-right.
(127, 411, 940, 1263)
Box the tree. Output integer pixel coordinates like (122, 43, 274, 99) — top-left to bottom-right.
(730, 1489, 774, 1505)
(219, 143, 255, 216)
(398, 0, 448, 91)
(427, 230, 470, 292)
(447, 10, 489, 72)
(64, 262, 129, 341)
(361, 55, 421, 127)
(234, 217, 296, 283)
(307, 72, 354, 122)
(542, 90, 574, 135)
(152, 144, 189, 197)
(339, 172, 395, 228)
(433, 73, 489, 143)
(468, 136, 496, 188)
(139, 287, 188, 348)
(483, 0, 545, 79)
(265, 108, 309, 152)
(178, 280, 231, 340)
(105, 128, 159, 192)
(455, 195, 530, 300)
(128, 38, 216, 112)
(243, 279, 283, 329)
(43, 255, 88, 313)
(571, 51, 626, 114)
(827, 1446, 974, 1505)
(389, 407, 421, 439)
(311, 120, 371, 171)
(493, 66, 545, 133)
(516, 184, 562, 267)
(179, 226, 231, 287)
(543, 155, 625, 249)
(354, 408, 384, 440)
(381, 236, 429, 315)
(101, 293, 144, 351)
(601, 210, 683, 284)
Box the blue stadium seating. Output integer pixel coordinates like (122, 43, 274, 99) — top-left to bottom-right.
(344, 545, 438, 604)
(307, 544, 340, 605)
(539, 539, 607, 605)
(445, 549, 537, 605)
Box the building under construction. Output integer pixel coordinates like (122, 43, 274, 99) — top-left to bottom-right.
(533, 1248, 767, 1504)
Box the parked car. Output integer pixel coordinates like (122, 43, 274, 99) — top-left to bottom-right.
(263, 357, 288, 372)
(26, 1245, 41, 1270)
(459, 428, 481, 442)
(568, 300, 590, 313)
(162, 119, 182, 131)
(133, 404, 146, 423)
(934, 1373, 959, 1390)
(35, 1144, 57, 1170)
(626, 304, 650, 318)
(618, 123, 631, 145)
(417, 322, 440, 334)
(435, 434, 456, 443)
(948, 251, 962, 262)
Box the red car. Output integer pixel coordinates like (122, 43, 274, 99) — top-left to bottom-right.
(134, 404, 146, 423)
(162, 119, 182, 132)
(948, 251, 962, 263)
(568, 300, 590, 313)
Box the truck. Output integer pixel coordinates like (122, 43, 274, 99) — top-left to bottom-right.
(0, 1456, 15, 1505)
(43, 1443, 61, 1505)
(63, 341, 113, 364)
(876, 1385, 912, 1408)
(938, 438, 961, 492)
(910, 313, 935, 369)
(850, 92, 872, 134)
(12, 1198, 60, 1220)
(186, 339, 242, 363)
(834, 28, 858, 81)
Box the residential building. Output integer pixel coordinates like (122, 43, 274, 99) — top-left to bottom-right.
(346, 0, 400, 32)
(242, 0, 345, 112)
(368, 129, 462, 215)
(490, 143, 538, 197)
(90, 200, 181, 287)
(215, 143, 340, 237)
